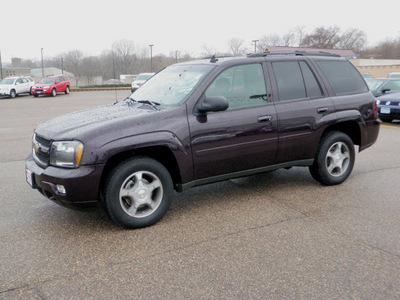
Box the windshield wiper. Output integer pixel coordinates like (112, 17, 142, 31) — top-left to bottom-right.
(126, 98, 160, 110)
(137, 100, 160, 109)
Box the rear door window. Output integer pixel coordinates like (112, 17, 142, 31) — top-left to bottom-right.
(316, 60, 368, 95)
(272, 61, 323, 101)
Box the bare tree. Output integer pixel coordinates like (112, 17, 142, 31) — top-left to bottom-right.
(63, 50, 84, 87)
(259, 34, 282, 50)
(339, 28, 367, 53)
(201, 44, 218, 57)
(228, 38, 247, 56)
(112, 39, 138, 75)
(301, 26, 341, 49)
(363, 36, 400, 59)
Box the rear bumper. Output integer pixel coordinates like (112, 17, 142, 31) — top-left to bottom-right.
(26, 155, 105, 209)
(360, 119, 380, 152)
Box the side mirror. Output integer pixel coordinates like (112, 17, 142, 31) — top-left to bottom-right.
(196, 96, 229, 114)
(382, 88, 391, 94)
(15, 82, 20, 85)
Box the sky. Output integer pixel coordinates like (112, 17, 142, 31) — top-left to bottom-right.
(1, 0, 399, 64)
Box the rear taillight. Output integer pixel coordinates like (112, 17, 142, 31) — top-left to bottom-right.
(373, 99, 378, 120)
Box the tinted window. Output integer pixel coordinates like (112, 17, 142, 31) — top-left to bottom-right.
(317, 60, 368, 95)
(206, 64, 268, 109)
(272, 61, 306, 101)
(299, 61, 323, 98)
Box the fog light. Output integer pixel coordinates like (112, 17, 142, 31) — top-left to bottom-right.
(56, 184, 66, 195)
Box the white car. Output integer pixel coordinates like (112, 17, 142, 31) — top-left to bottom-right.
(131, 73, 155, 93)
(0, 76, 35, 98)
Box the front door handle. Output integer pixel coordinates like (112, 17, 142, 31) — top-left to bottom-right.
(317, 107, 329, 114)
(258, 115, 272, 123)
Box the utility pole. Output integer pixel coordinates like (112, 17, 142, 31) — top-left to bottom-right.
(149, 44, 154, 72)
(252, 40, 259, 54)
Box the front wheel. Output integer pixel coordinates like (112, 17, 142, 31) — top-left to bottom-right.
(51, 88, 57, 97)
(309, 131, 355, 186)
(9, 89, 16, 98)
(104, 157, 173, 229)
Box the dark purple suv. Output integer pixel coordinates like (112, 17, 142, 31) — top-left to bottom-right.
(26, 51, 380, 228)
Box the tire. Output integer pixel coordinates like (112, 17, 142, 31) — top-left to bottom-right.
(51, 88, 57, 97)
(29, 87, 32, 95)
(309, 131, 355, 186)
(33, 94, 39, 98)
(9, 89, 16, 98)
(65, 86, 70, 94)
(104, 157, 173, 229)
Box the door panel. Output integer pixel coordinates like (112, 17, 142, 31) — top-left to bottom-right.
(188, 63, 278, 179)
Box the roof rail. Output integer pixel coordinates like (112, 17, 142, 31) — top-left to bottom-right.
(247, 50, 340, 58)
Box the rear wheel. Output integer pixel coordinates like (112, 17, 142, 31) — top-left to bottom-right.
(65, 86, 70, 94)
(104, 157, 173, 229)
(309, 131, 355, 186)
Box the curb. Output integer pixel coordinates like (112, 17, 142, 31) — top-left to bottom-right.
(70, 87, 131, 92)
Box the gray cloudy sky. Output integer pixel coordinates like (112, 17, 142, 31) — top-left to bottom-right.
(1, 0, 399, 63)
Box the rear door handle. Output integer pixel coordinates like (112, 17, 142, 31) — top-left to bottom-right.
(317, 107, 329, 114)
(258, 115, 272, 123)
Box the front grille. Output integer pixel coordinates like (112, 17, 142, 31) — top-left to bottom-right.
(32, 133, 51, 168)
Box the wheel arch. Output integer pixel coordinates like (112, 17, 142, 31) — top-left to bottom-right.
(321, 120, 361, 147)
(99, 145, 183, 197)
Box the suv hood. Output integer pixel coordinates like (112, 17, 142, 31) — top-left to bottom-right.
(35, 101, 162, 139)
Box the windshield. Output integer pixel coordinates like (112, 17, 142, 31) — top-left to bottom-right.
(131, 64, 214, 106)
(0, 79, 15, 85)
(365, 79, 385, 92)
(39, 78, 55, 84)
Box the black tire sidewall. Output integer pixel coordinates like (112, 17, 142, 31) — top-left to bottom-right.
(105, 157, 173, 228)
(310, 131, 355, 186)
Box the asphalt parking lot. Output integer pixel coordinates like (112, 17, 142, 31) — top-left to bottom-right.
(1, 92, 400, 299)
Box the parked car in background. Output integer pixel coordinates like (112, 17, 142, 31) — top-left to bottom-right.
(377, 92, 400, 122)
(388, 72, 400, 78)
(131, 72, 155, 92)
(365, 78, 400, 97)
(31, 75, 70, 97)
(0, 76, 35, 98)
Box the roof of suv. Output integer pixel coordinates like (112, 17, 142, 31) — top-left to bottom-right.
(180, 51, 343, 67)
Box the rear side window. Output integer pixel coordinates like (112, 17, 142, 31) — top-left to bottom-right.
(317, 60, 368, 96)
(272, 61, 323, 101)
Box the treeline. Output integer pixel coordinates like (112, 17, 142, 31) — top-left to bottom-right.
(18, 26, 400, 82)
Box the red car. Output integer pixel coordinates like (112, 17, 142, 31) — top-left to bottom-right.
(32, 75, 70, 97)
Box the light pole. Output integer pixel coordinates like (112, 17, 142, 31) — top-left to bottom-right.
(252, 40, 259, 54)
(149, 44, 154, 72)
(41, 48, 44, 77)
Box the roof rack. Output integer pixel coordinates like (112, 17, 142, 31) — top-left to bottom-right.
(247, 50, 340, 58)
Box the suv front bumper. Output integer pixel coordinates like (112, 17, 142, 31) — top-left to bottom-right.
(25, 155, 105, 209)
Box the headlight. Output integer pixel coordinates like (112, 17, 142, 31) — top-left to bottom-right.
(50, 141, 84, 168)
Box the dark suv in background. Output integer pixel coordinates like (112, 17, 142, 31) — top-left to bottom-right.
(26, 51, 380, 228)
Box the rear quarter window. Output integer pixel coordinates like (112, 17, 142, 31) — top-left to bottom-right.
(317, 60, 368, 96)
